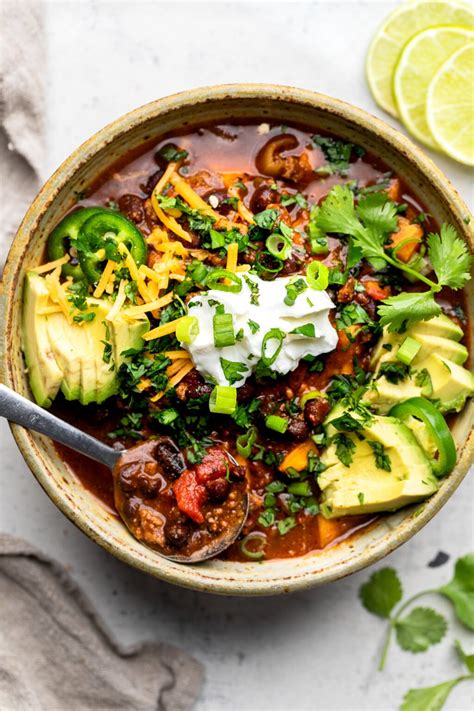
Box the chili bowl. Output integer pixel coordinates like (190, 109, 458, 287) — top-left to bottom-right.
(0, 84, 472, 595)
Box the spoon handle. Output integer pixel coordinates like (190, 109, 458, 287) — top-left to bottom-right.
(0, 384, 119, 469)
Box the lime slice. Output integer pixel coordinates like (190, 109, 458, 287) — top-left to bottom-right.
(394, 26, 474, 148)
(427, 43, 474, 165)
(366, 0, 474, 117)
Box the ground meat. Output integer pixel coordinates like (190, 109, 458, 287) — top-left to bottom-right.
(286, 418, 310, 442)
(118, 461, 165, 498)
(175, 369, 213, 401)
(304, 397, 331, 428)
(337, 276, 356, 303)
(143, 198, 159, 230)
(118, 194, 145, 224)
(206, 477, 231, 503)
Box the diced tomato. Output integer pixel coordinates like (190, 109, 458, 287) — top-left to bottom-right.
(389, 217, 423, 263)
(195, 447, 228, 484)
(173, 469, 207, 524)
(363, 280, 391, 301)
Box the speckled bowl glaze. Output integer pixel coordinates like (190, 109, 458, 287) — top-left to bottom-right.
(1, 85, 472, 595)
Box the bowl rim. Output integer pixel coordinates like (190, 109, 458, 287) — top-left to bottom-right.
(1, 83, 473, 595)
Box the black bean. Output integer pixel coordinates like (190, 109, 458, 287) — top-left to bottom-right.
(206, 477, 231, 503)
(164, 522, 191, 548)
(286, 418, 310, 442)
(154, 437, 186, 480)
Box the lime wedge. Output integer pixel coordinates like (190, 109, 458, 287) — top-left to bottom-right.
(366, 0, 474, 117)
(394, 26, 474, 148)
(427, 43, 474, 165)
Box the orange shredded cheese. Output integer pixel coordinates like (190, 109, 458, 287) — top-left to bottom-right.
(122, 291, 174, 317)
(94, 259, 117, 298)
(143, 316, 186, 341)
(44, 268, 72, 322)
(169, 173, 220, 219)
(167, 359, 189, 376)
(164, 350, 191, 360)
(33, 254, 70, 274)
(226, 242, 239, 273)
(118, 243, 151, 303)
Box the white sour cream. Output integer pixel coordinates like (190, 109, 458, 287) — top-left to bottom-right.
(182, 274, 338, 387)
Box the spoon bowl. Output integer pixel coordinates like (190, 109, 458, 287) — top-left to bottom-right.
(0, 384, 249, 563)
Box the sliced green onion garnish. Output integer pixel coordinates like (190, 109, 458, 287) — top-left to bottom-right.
(213, 312, 235, 348)
(176, 315, 199, 344)
(300, 390, 327, 409)
(265, 414, 288, 433)
(236, 426, 257, 458)
(396, 336, 421, 365)
(306, 260, 329, 290)
(261, 328, 285, 366)
(266, 233, 292, 260)
(240, 531, 267, 560)
(284, 278, 307, 306)
(204, 268, 242, 293)
(287, 480, 312, 497)
(308, 223, 329, 255)
(209, 385, 237, 415)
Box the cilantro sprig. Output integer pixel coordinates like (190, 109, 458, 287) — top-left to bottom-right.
(315, 185, 472, 331)
(401, 641, 474, 711)
(359, 554, 474, 671)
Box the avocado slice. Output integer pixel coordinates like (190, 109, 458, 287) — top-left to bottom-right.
(319, 411, 438, 518)
(22, 272, 63, 408)
(22, 273, 150, 408)
(368, 314, 473, 414)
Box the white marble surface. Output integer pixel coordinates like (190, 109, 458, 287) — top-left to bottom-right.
(1, 2, 473, 710)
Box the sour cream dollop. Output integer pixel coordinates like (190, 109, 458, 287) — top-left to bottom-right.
(182, 274, 338, 387)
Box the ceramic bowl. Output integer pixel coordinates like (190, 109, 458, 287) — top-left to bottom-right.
(1, 85, 472, 595)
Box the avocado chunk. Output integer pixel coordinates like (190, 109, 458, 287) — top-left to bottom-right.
(22, 272, 63, 408)
(319, 409, 438, 518)
(22, 273, 149, 407)
(367, 314, 473, 414)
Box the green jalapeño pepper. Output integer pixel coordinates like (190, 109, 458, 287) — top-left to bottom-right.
(47, 207, 105, 280)
(76, 211, 147, 285)
(389, 397, 456, 477)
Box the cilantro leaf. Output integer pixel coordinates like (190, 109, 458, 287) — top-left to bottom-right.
(395, 607, 447, 652)
(357, 192, 398, 235)
(333, 432, 356, 467)
(400, 678, 461, 711)
(315, 184, 363, 237)
(220, 358, 248, 385)
(368, 440, 392, 471)
(290, 323, 316, 337)
(455, 639, 474, 673)
(439, 553, 474, 630)
(359, 567, 403, 618)
(427, 224, 472, 290)
(378, 291, 441, 333)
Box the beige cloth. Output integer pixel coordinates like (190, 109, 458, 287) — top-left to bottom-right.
(0, 0, 45, 271)
(0, 4, 203, 708)
(0, 534, 203, 711)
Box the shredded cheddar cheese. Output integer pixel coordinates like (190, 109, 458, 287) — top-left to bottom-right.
(226, 242, 239, 273)
(122, 291, 174, 317)
(94, 259, 117, 298)
(164, 350, 190, 360)
(166, 359, 189, 376)
(33, 254, 70, 274)
(143, 316, 186, 341)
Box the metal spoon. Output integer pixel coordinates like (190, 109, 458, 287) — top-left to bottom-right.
(0, 384, 248, 563)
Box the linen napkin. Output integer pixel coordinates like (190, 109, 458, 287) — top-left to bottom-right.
(0, 0, 45, 271)
(0, 534, 203, 711)
(0, 4, 204, 708)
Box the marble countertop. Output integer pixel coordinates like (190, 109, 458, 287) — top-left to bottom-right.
(1, 2, 473, 709)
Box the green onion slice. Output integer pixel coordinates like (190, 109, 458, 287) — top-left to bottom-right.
(209, 385, 237, 415)
(396, 336, 421, 365)
(306, 260, 329, 290)
(176, 315, 199, 344)
(265, 414, 288, 433)
(236, 426, 257, 458)
(240, 531, 267, 560)
(266, 233, 292, 260)
(287, 480, 312, 497)
(213, 312, 235, 348)
(204, 269, 243, 293)
(261, 328, 285, 367)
